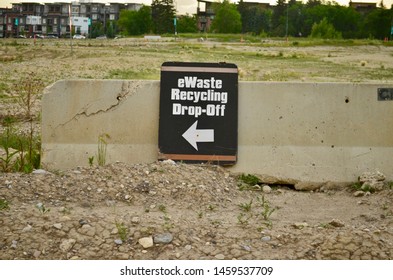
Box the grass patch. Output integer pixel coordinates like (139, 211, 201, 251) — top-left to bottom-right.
(239, 173, 260, 186)
(106, 68, 159, 80)
(0, 199, 10, 211)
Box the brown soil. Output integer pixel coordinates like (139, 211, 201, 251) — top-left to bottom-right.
(1, 162, 392, 260)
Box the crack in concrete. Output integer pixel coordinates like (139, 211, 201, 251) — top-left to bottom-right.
(53, 81, 142, 130)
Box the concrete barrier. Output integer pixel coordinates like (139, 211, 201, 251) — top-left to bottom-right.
(42, 80, 393, 182)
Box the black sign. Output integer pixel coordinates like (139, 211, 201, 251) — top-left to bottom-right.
(158, 62, 238, 165)
(378, 88, 393, 101)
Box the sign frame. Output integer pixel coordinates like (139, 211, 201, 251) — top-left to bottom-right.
(158, 62, 238, 165)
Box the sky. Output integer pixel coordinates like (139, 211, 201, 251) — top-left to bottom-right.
(0, 0, 392, 15)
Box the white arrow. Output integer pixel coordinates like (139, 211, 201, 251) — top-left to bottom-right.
(182, 120, 214, 151)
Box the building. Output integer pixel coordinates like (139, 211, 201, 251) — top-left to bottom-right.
(196, 0, 271, 32)
(0, 1, 143, 38)
(349, 1, 377, 15)
(197, 0, 215, 32)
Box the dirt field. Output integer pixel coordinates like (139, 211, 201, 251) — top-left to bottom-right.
(1, 38, 393, 260)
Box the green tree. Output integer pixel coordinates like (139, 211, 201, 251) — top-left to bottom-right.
(363, 6, 393, 39)
(271, 0, 287, 36)
(151, 0, 176, 34)
(238, 0, 271, 35)
(310, 17, 342, 39)
(91, 22, 104, 38)
(118, 6, 152, 35)
(210, 0, 242, 33)
(106, 22, 115, 38)
(177, 14, 198, 33)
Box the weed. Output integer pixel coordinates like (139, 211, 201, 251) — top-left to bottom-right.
(257, 195, 276, 229)
(15, 72, 44, 120)
(0, 199, 10, 211)
(97, 133, 110, 166)
(237, 213, 250, 226)
(0, 116, 19, 172)
(197, 211, 203, 219)
(36, 202, 50, 215)
(115, 221, 128, 242)
(158, 204, 167, 213)
(318, 223, 331, 229)
(211, 220, 222, 227)
(0, 73, 44, 173)
(351, 182, 362, 191)
(352, 182, 375, 193)
(238, 199, 253, 212)
(88, 156, 94, 167)
(239, 173, 260, 186)
(208, 204, 216, 211)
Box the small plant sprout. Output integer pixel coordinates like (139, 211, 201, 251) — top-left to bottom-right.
(158, 204, 167, 213)
(36, 202, 50, 214)
(0, 199, 10, 211)
(88, 156, 94, 167)
(115, 221, 128, 242)
(208, 204, 216, 211)
(239, 173, 260, 186)
(0, 116, 19, 172)
(257, 195, 276, 229)
(97, 133, 110, 166)
(239, 199, 253, 212)
(237, 213, 250, 226)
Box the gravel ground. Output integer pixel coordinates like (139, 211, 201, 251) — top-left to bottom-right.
(1, 161, 392, 260)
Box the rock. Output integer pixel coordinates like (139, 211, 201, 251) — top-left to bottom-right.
(53, 223, 62, 230)
(215, 253, 225, 260)
(294, 182, 322, 191)
(261, 236, 271, 242)
(162, 159, 176, 165)
(114, 239, 123, 245)
(33, 250, 41, 258)
(241, 245, 252, 251)
(11, 240, 17, 249)
(60, 239, 76, 252)
(131, 217, 140, 224)
(354, 191, 365, 197)
(329, 219, 345, 228)
(32, 169, 50, 175)
(359, 171, 385, 183)
(256, 174, 298, 186)
(153, 233, 174, 244)
(293, 222, 309, 229)
(79, 219, 88, 226)
(185, 245, 192, 250)
(22, 224, 32, 232)
(79, 224, 96, 237)
(358, 171, 386, 192)
(262, 185, 272, 193)
(138, 237, 154, 249)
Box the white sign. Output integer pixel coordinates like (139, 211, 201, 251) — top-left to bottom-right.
(26, 16, 42, 25)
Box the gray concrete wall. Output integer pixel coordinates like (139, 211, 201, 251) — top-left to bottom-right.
(42, 80, 393, 182)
